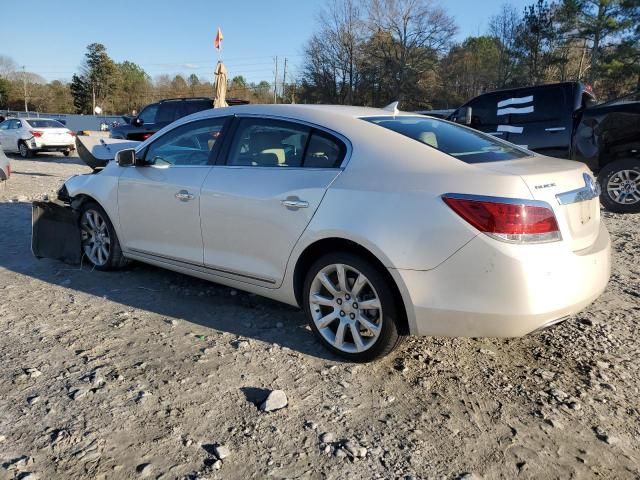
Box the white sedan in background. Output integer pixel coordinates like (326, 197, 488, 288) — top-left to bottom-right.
(0, 118, 75, 157)
(0, 144, 10, 183)
(54, 104, 610, 361)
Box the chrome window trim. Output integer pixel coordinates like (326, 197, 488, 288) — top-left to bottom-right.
(442, 192, 554, 209)
(232, 113, 353, 169)
(556, 173, 601, 205)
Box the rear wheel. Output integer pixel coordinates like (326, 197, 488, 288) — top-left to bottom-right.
(303, 252, 404, 362)
(63, 149, 71, 157)
(598, 159, 640, 213)
(18, 142, 32, 158)
(79, 202, 128, 270)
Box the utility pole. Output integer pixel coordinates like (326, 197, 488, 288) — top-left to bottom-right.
(282, 58, 287, 103)
(22, 65, 28, 113)
(273, 56, 278, 104)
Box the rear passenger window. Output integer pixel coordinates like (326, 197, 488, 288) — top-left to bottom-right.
(227, 119, 310, 167)
(304, 132, 346, 168)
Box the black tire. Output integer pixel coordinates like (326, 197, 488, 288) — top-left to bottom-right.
(63, 149, 71, 157)
(598, 159, 640, 214)
(79, 201, 129, 271)
(303, 252, 404, 362)
(18, 141, 32, 158)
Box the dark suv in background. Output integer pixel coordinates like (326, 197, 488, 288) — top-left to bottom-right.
(110, 97, 249, 141)
(449, 82, 640, 213)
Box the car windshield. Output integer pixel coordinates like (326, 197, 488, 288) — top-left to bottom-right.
(363, 116, 530, 163)
(27, 119, 65, 128)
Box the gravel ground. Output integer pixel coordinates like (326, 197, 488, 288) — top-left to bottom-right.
(0, 153, 639, 480)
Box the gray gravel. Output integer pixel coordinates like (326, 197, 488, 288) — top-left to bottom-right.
(0, 154, 639, 479)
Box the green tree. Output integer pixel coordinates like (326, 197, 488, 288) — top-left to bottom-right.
(70, 43, 117, 113)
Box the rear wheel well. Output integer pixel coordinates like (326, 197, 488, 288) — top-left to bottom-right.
(293, 238, 409, 335)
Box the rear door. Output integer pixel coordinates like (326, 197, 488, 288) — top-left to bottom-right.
(497, 86, 573, 157)
(117, 116, 230, 264)
(199, 116, 346, 287)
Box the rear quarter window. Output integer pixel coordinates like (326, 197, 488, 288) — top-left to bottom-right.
(364, 116, 530, 164)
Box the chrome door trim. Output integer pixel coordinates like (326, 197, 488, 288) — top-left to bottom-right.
(127, 247, 277, 285)
(556, 173, 601, 205)
(545, 127, 567, 132)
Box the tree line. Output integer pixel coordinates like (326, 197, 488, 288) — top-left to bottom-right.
(1, 0, 638, 115)
(0, 46, 275, 115)
(298, 0, 639, 109)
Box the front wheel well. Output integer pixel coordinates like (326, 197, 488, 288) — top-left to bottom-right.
(293, 238, 410, 335)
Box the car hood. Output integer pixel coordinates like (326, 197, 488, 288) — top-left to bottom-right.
(76, 135, 140, 170)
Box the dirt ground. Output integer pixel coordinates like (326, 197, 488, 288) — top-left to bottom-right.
(0, 153, 639, 480)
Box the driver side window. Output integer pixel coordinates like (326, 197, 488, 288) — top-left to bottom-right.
(144, 117, 228, 167)
(138, 104, 159, 124)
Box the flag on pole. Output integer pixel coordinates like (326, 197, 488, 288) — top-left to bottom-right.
(214, 28, 223, 50)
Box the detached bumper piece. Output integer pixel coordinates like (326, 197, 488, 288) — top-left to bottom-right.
(32, 201, 81, 264)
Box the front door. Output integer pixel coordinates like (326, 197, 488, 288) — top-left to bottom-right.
(117, 116, 229, 264)
(200, 117, 346, 286)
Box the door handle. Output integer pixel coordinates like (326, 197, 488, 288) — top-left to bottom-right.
(175, 190, 195, 202)
(281, 197, 309, 210)
(545, 127, 566, 132)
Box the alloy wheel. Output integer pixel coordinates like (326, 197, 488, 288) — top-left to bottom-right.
(607, 169, 640, 205)
(19, 143, 28, 158)
(80, 209, 111, 266)
(308, 263, 383, 354)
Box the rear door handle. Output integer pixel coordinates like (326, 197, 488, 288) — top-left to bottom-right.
(175, 190, 195, 202)
(281, 197, 309, 210)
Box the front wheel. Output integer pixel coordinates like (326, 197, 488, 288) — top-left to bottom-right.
(598, 159, 640, 213)
(79, 202, 128, 270)
(303, 252, 404, 362)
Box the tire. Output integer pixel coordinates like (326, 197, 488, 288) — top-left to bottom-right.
(18, 142, 32, 158)
(79, 201, 129, 271)
(63, 149, 71, 157)
(303, 252, 404, 362)
(598, 159, 640, 214)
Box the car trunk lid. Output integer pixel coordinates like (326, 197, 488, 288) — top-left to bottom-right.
(477, 156, 601, 251)
(37, 128, 74, 145)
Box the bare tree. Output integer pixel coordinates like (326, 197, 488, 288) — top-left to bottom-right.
(365, 0, 457, 101)
(489, 3, 520, 87)
(0, 55, 18, 78)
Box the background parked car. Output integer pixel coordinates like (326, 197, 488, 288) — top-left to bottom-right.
(449, 82, 640, 213)
(109, 97, 250, 141)
(0, 118, 76, 158)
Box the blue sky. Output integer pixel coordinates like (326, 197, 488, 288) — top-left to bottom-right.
(2, 0, 531, 84)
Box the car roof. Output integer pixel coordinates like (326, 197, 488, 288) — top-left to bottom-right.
(23, 118, 62, 122)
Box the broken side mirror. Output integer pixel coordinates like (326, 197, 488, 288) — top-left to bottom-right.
(116, 148, 141, 167)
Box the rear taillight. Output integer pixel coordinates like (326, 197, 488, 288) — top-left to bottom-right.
(30, 130, 43, 138)
(442, 194, 561, 244)
(68, 130, 76, 136)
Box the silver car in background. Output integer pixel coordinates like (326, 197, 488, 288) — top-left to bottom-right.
(0, 118, 75, 158)
(53, 104, 610, 361)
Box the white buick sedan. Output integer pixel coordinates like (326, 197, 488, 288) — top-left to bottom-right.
(58, 104, 610, 361)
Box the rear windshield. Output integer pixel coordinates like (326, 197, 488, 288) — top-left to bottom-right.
(364, 116, 530, 163)
(27, 119, 65, 128)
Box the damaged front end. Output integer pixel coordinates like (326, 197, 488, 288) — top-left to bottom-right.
(32, 200, 82, 264)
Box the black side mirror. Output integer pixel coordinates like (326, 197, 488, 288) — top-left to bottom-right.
(116, 148, 141, 167)
(132, 117, 144, 127)
(453, 107, 472, 126)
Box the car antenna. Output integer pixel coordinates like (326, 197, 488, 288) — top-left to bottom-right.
(383, 101, 399, 116)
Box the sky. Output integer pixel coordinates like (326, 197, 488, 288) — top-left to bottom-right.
(2, 0, 532, 84)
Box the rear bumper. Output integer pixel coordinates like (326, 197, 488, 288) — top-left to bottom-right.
(29, 138, 74, 151)
(394, 223, 611, 337)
